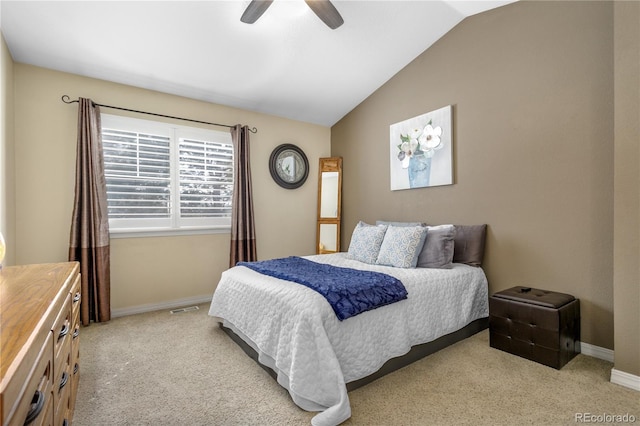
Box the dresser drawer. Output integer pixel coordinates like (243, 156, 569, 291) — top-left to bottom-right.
(51, 295, 72, 426)
(6, 333, 54, 426)
(69, 325, 80, 417)
(69, 359, 80, 420)
(53, 356, 71, 426)
(37, 391, 54, 426)
(69, 275, 81, 419)
(70, 278, 81, 369)
(52, 295, 72, 375)
(69, 275, 81, 324)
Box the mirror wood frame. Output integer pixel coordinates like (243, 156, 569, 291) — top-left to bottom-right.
(316, 157, 342, 254)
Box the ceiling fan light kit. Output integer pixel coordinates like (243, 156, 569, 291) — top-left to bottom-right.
(241, 0, 344, 29)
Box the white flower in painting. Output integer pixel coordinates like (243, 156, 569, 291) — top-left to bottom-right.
(397, 121, 444, 167)
(409, 138, 419, 153)
(399, 141, 410, 154)
(398, 139, 419, 169)
(409, 127, 422, 140)
(419, 125, 443, 151)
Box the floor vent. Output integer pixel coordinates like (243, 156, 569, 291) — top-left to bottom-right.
(170, 306, 200, 314)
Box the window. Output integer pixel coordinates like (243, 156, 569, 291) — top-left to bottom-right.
(101, 114, 233, 236)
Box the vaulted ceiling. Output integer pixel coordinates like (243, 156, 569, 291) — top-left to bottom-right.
(1, 1, 514, 126)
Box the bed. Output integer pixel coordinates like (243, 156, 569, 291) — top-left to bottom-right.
(208, 222, 489, 426)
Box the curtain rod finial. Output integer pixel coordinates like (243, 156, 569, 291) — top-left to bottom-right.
(61, 95, 78, 104)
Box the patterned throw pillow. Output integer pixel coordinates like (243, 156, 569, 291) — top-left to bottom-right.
(376, 225, 428, 268)
(347, 222, 388, 264)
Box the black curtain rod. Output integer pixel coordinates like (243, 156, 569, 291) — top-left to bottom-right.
(61, 95, 257, 133)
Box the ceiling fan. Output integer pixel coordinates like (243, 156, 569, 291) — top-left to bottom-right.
(241, 0, 344, 30)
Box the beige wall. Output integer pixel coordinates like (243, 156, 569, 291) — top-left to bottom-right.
(0, 34, 15, 267)
(613, 2, 640, 376)
(4, 1, 636, 377)
(13, 65, 330, 311)
(332, 1, 617, 352)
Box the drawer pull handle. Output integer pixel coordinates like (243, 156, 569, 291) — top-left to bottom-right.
(73, 327, 80, 339)
(74, 363, 79, 374)
(73, 292, 81, 303)
(58, 323, 69, 340)
(62, 420, 68, 426)
(24, 390, 45, 425)
(59, 371, 69, 390)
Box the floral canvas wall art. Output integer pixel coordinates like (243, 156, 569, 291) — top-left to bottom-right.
(389, 105, 453, 190)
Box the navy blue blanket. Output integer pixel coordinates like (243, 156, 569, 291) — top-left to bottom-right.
(237, 256, 407, 321)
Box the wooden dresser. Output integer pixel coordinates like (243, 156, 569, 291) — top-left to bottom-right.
(0, 262, 81, 426)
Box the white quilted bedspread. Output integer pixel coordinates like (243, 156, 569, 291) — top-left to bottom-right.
(208, 253, 489, 426)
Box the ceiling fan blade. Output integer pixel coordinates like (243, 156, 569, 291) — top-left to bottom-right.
(240, 0, 274, 24)
(305, 0, 344, 29)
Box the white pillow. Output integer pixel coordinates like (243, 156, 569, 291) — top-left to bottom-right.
(376, 225, 428, 268)
(347, 221, 388, 264)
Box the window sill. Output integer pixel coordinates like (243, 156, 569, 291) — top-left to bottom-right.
(109, 226, 230, 239)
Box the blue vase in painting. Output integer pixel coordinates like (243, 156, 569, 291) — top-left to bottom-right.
(408, 153, 431, 188)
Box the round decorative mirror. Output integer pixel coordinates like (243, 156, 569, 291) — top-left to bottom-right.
(269, 144, 309, 189)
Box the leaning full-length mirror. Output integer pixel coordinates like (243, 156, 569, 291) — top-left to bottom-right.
(317, 157, 342, 254)
(320, 172, 339, 218)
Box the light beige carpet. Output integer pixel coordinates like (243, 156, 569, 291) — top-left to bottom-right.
(73, 303, 639, 425)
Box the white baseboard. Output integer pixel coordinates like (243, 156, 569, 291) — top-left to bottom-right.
(611, 368, 640, 391)
(111, 294, 212, 318)
(580, 341, 614, 363)
(579, 342, 639, 392)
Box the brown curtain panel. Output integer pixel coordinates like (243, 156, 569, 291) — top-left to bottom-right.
(69, 98, 111, 326)
(229, 124, 257, 267)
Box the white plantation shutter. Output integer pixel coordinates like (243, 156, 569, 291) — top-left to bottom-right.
(101, 114, 233, 234)
(103, 129, 171, 219)
(178, 138, 233, 218)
